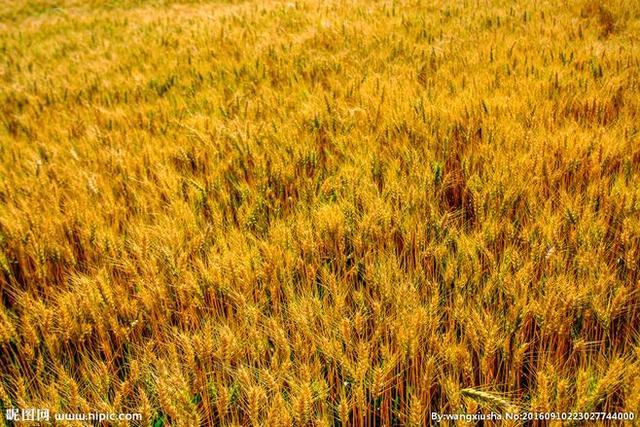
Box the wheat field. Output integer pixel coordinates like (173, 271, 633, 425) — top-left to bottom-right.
(1, 0, 639, 425)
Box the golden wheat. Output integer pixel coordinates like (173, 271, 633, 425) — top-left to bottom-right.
(1, 0, 639, 425)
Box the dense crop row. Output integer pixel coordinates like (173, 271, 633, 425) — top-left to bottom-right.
(1, 0, 639, 425)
